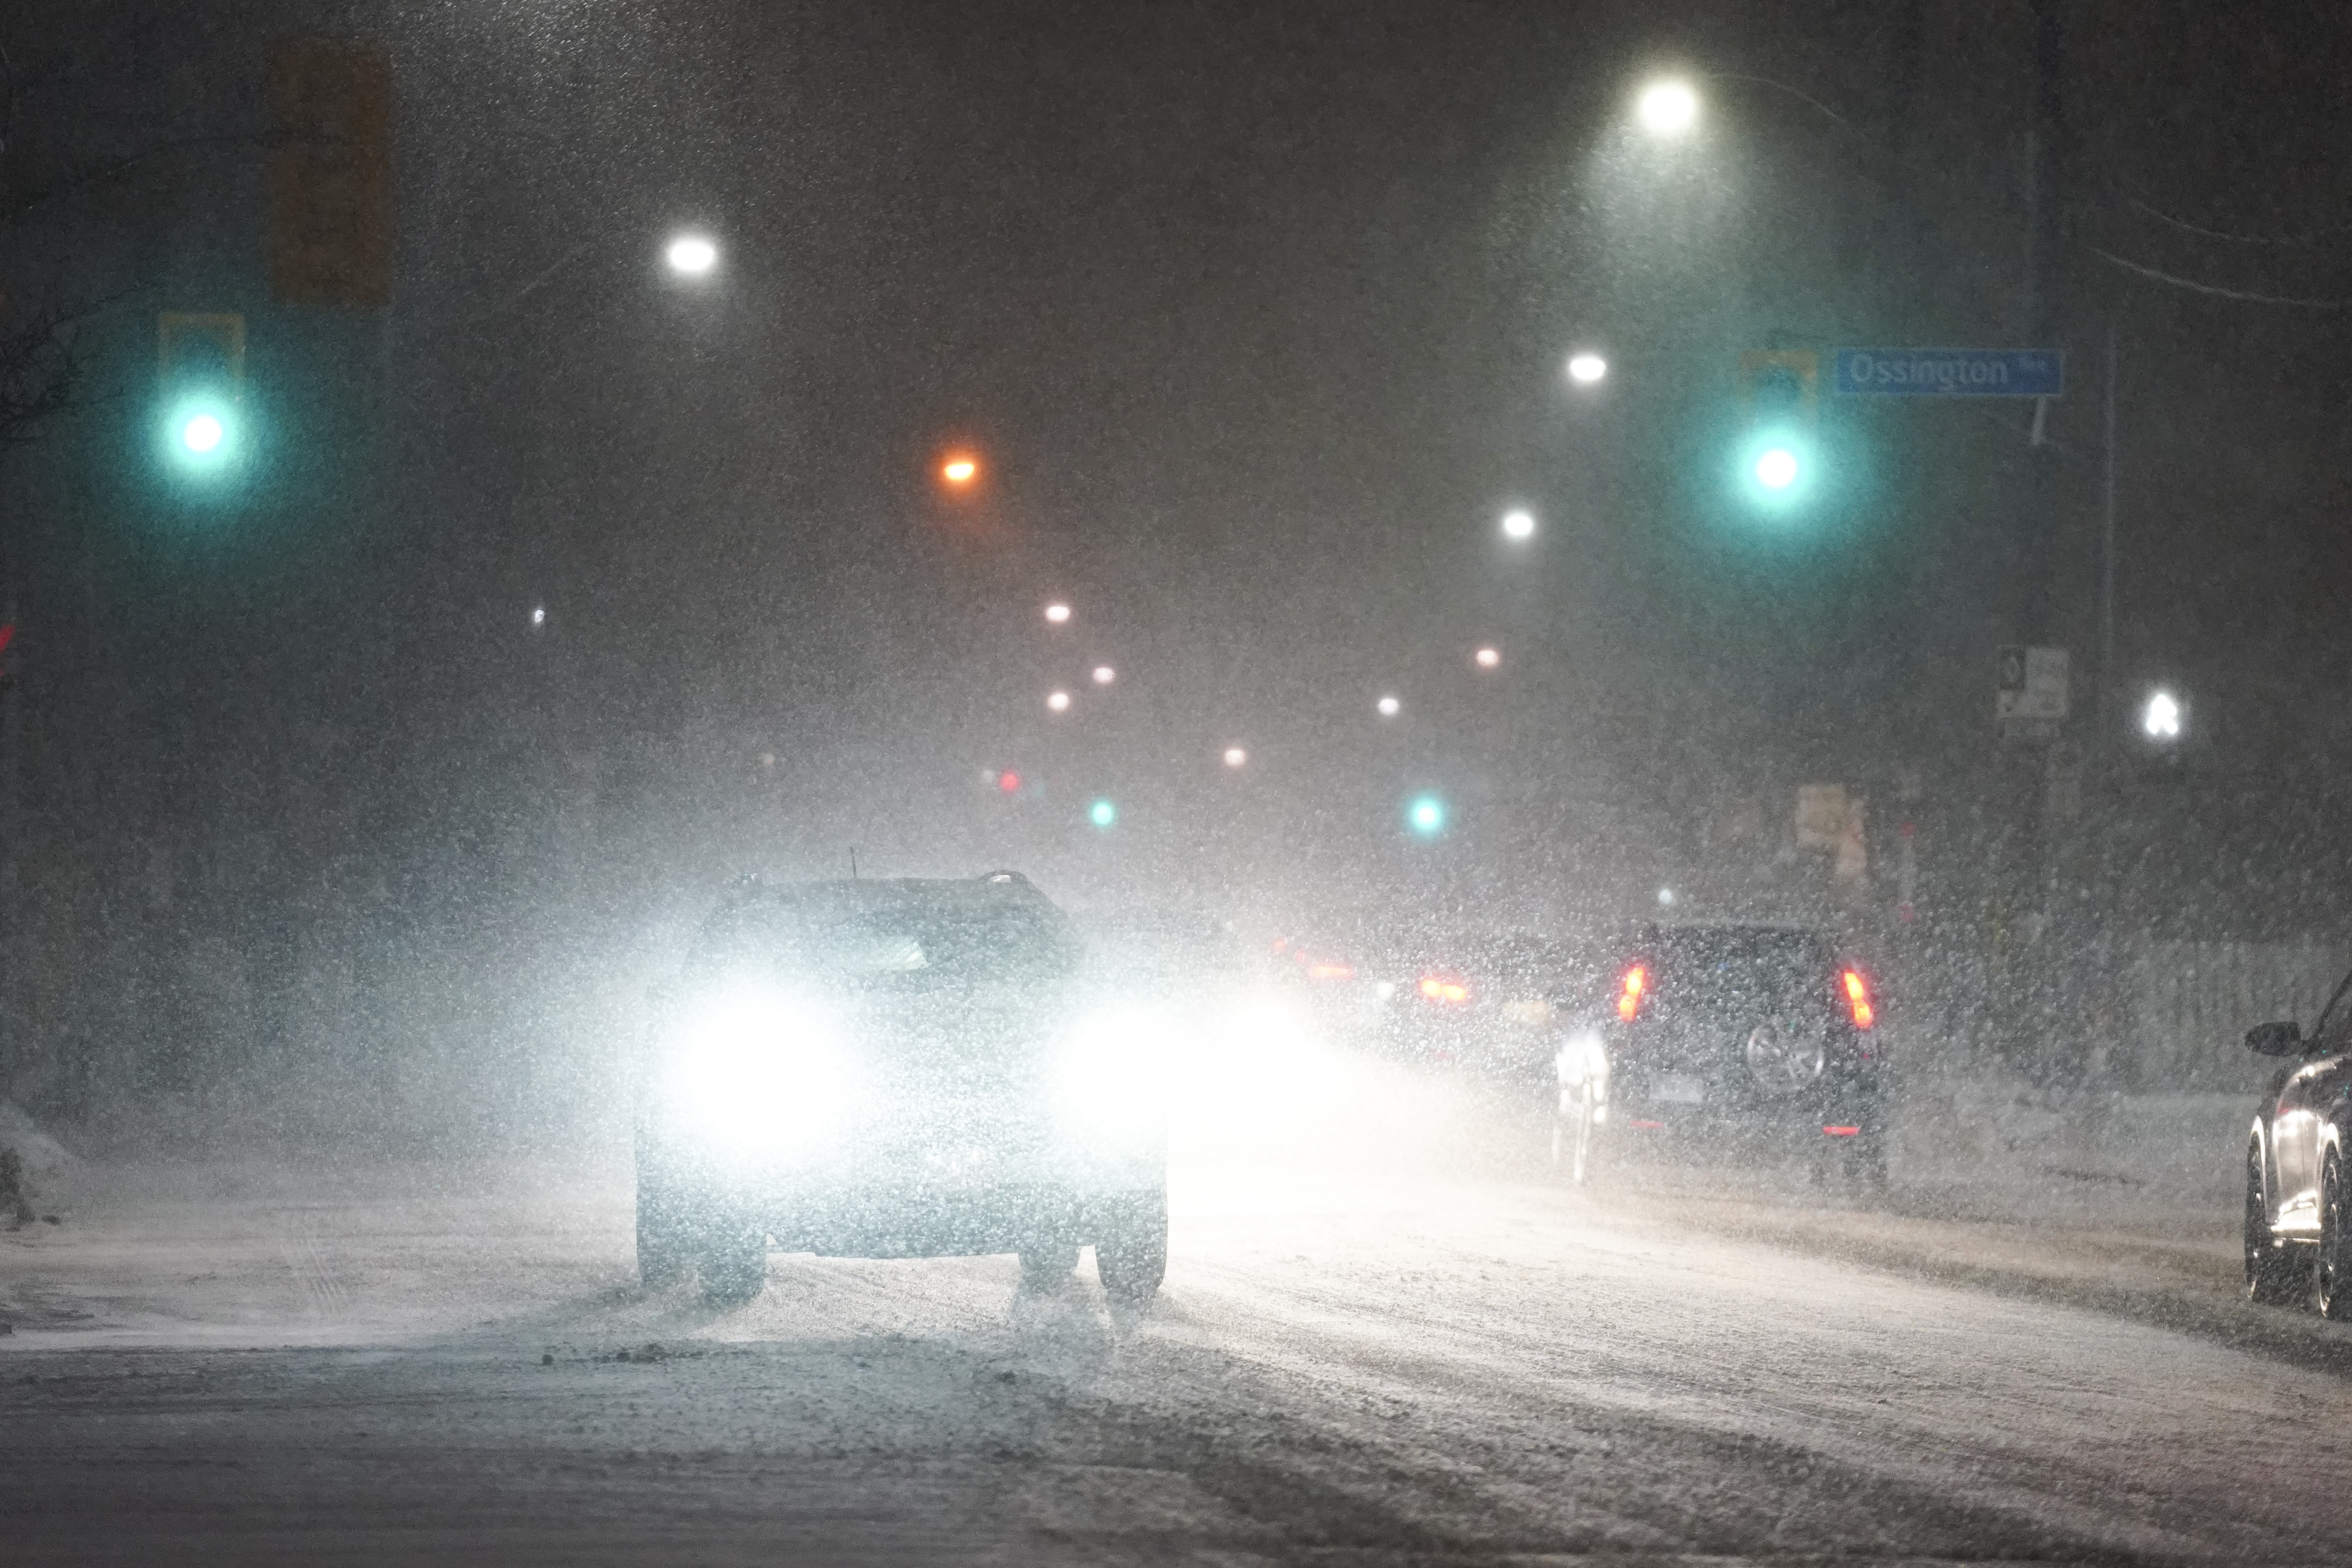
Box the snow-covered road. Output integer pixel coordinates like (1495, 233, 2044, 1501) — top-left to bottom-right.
(7, 1101, 2352, 1567)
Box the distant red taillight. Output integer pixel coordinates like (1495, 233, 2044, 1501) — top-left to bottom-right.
(1842, 969, 1875, 1029)
(1306, 961, 1355, 983)
(1417, 973, 1470, 1006)
(1822, 1125, 1862, 1137)
(1615, 964, 1648, 1023)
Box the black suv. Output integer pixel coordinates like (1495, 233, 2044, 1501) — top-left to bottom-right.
(2241, 966, 2352, 1318)
(1556, 922, 1884, 1187)
(633, 872, 1168, 1303)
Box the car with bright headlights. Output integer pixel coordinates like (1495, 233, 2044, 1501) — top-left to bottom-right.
(633, 871, 1169, 1304)
(1555, 922, 1884, 1187)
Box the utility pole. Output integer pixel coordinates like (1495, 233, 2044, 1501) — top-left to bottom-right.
(1993, 0, 2071, 1077)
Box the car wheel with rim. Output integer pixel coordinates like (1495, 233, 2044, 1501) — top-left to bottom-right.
(2245, 1135, 2302, 1306)
(2319, 1151, 2349, 1321)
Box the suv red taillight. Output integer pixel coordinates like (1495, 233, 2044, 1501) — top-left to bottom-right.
(1615, 964, 1648, 1023)
(1842, 968, 1875, 1029)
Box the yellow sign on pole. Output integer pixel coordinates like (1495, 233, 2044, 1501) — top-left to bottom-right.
(268, 39, 394, 308)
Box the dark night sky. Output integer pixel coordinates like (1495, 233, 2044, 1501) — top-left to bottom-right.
(6, 0, 2352, 1036)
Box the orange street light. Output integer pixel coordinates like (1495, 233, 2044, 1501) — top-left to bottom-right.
(939, 452, 980, 488)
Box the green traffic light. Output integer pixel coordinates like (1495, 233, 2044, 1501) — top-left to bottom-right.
(1406, 793, 1447, 836)
(1734, 425, 1814, 514)
(1088, 798, 1117, 830)
(162, 393, 240, 476)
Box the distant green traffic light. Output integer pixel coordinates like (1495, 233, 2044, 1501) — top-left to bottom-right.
(1406, 793, 1447, 837)
(1088, 797, 1118, 830)
(1734, 425, 1815, 514)
(162, 393, 240, 477)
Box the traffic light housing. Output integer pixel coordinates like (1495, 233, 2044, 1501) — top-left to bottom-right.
(157, 312, 246, 477)
(1734, 349, 1818, 514)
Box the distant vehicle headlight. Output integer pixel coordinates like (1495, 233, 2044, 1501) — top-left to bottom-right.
(660, 986, 856, 1161)
(1055, 1009, 1175, 1146)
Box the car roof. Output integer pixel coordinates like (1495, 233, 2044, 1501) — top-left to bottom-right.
(719, 872, 1061, 915)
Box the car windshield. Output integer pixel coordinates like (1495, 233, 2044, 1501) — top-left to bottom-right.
(692, 889, 1077, 988)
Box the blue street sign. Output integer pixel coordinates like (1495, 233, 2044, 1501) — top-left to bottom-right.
(1833, 348, 2063, 398)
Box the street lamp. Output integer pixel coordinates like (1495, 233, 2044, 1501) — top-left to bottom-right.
(1222, 746, 1248, 768)
(1092, 665, 1115, 685)
(1047, 689, 1072, 714)
(1376, 695, 1401, 718)
(1500, 508, 1536, 542)
(1635, 79, 1700, 136)
(1566, 352, 1608, 385)
(1474, 646, 1501, 670)
(2142, 689, 2183, 741)
(1044, 602, 1071, 625)
(665, 233, 718, 277)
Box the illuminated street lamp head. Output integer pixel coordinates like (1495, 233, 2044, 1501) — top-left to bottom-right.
(1637, 78, 1701, 136)
(939, 453, 979, 487)
(1091, 665, 1115, 685)
(2143, 689, 2183, 740)
(1566, 352, 1608, 385)
(1044, 602, 1071, 625)
(1046, 689, 1072, 714)
(531, 605, 547, 628)
(1222, 746, 1248, 769)
(1376, 695, 1401, 718)
(665, 233, 718, 277)
(1501, 508, 1536, 542)
(1474, 646, 1501, 670)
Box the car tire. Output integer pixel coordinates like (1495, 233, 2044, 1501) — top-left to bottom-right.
(633, 1143, 698, 1290)
(2319, 1152, 2349, 1321)
(2245, 1136, 2302, 1306)
(698, 1220, 769, 1305)
(1093, 1189, 1168, 1303)
(1845, 1122, 1890, 1192)
(634, 1175, 693, 1290)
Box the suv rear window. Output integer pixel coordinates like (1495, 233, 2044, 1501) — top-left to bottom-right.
(1650, 927, 1836, 1009)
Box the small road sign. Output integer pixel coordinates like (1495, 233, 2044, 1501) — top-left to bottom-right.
(1996, 646, 2069, 739)
(1834, 349, 2063, 398)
